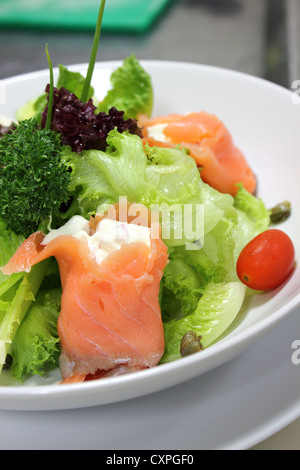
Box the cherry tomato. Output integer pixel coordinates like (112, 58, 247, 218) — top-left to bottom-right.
(236, 229, 295, 291)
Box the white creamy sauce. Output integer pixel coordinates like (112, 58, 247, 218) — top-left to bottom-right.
(42, 216, 90, 243)
(42, 216, 151, 265)
(146, 123, 169, 142)
(146, 113, 195, 143)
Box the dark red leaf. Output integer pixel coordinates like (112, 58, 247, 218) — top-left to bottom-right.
(41, 85, 143, 153)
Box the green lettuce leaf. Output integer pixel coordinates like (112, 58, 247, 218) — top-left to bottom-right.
(0, 217, 26, 338)
(164, 203, 270, 292)
(10, 287, 61, 382)
(16, 95, 46, 122)
(62, 129, 230, 247)
(161, 281, 246, 364)
(0, 260, 50, 372)
(56, 64, 94, 101)
(63, 129, 147, 207)
(0, 217, 24, 278)
(231, 184, 270, 257)
(0, 218, 56, 373)
(98, 54, 153, 119)
(159, 186, 271, 331)
(160, 258, 203, 323)
(0, 215, 62, 380)
(233, 183, 271, 232)
(144, 144, 231, 245)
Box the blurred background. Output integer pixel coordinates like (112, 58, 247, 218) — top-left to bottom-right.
(0, 0, 299, 88)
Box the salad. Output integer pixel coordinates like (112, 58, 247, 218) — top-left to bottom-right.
(0, 1, 295, 384)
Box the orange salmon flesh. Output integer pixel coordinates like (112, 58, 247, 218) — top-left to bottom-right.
(1, 203, 169, 383)
(139, 111, 256, 196)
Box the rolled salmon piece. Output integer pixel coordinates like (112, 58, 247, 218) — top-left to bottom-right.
(140, 111, 256, 196)
(1, 202, 169, 383)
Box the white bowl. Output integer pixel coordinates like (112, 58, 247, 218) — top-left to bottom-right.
(0, 61, 299, 411)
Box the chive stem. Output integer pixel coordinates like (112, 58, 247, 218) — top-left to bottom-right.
(45, 44, 54, 130)
(80, 0, 106, 103)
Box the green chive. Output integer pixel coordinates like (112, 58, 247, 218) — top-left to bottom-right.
(45, 44, 54, 130)
(80, 0, 106, 103)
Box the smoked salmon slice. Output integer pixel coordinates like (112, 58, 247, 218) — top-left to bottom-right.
(2, 203, 169, 383)
(140, 111, 256, 196)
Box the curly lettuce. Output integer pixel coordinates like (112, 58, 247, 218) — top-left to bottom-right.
(62, 129, 231, 247)
(97, 54, 153, 119)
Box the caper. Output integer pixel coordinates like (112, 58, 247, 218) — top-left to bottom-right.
(3, 354, 12, 369)
(270, 200, 291, 224)
(180, 330, 204, 357)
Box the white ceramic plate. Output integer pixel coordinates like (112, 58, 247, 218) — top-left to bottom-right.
(0, 61, 299, 411)
(1, 308, 300, 450)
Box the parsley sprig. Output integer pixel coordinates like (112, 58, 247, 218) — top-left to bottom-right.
(0, 119, 71, 237)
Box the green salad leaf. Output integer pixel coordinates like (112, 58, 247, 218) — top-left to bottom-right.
(57, 65, 94, 102)
(0, 218, 24, 283)
(160, 258, 203, 323)
(233, 183, 271, 231)
(62, 128, 146, 209)
(0, 260, 50, 373)
(159, 185, 270, 356)
(161, 281, 246, 364)
(0, 217, 61, 377)
(9, 287, 61, 381)
(16, 94, 47, 123)
(62, 129, 230, 247)
(97, 54, 153, 119)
